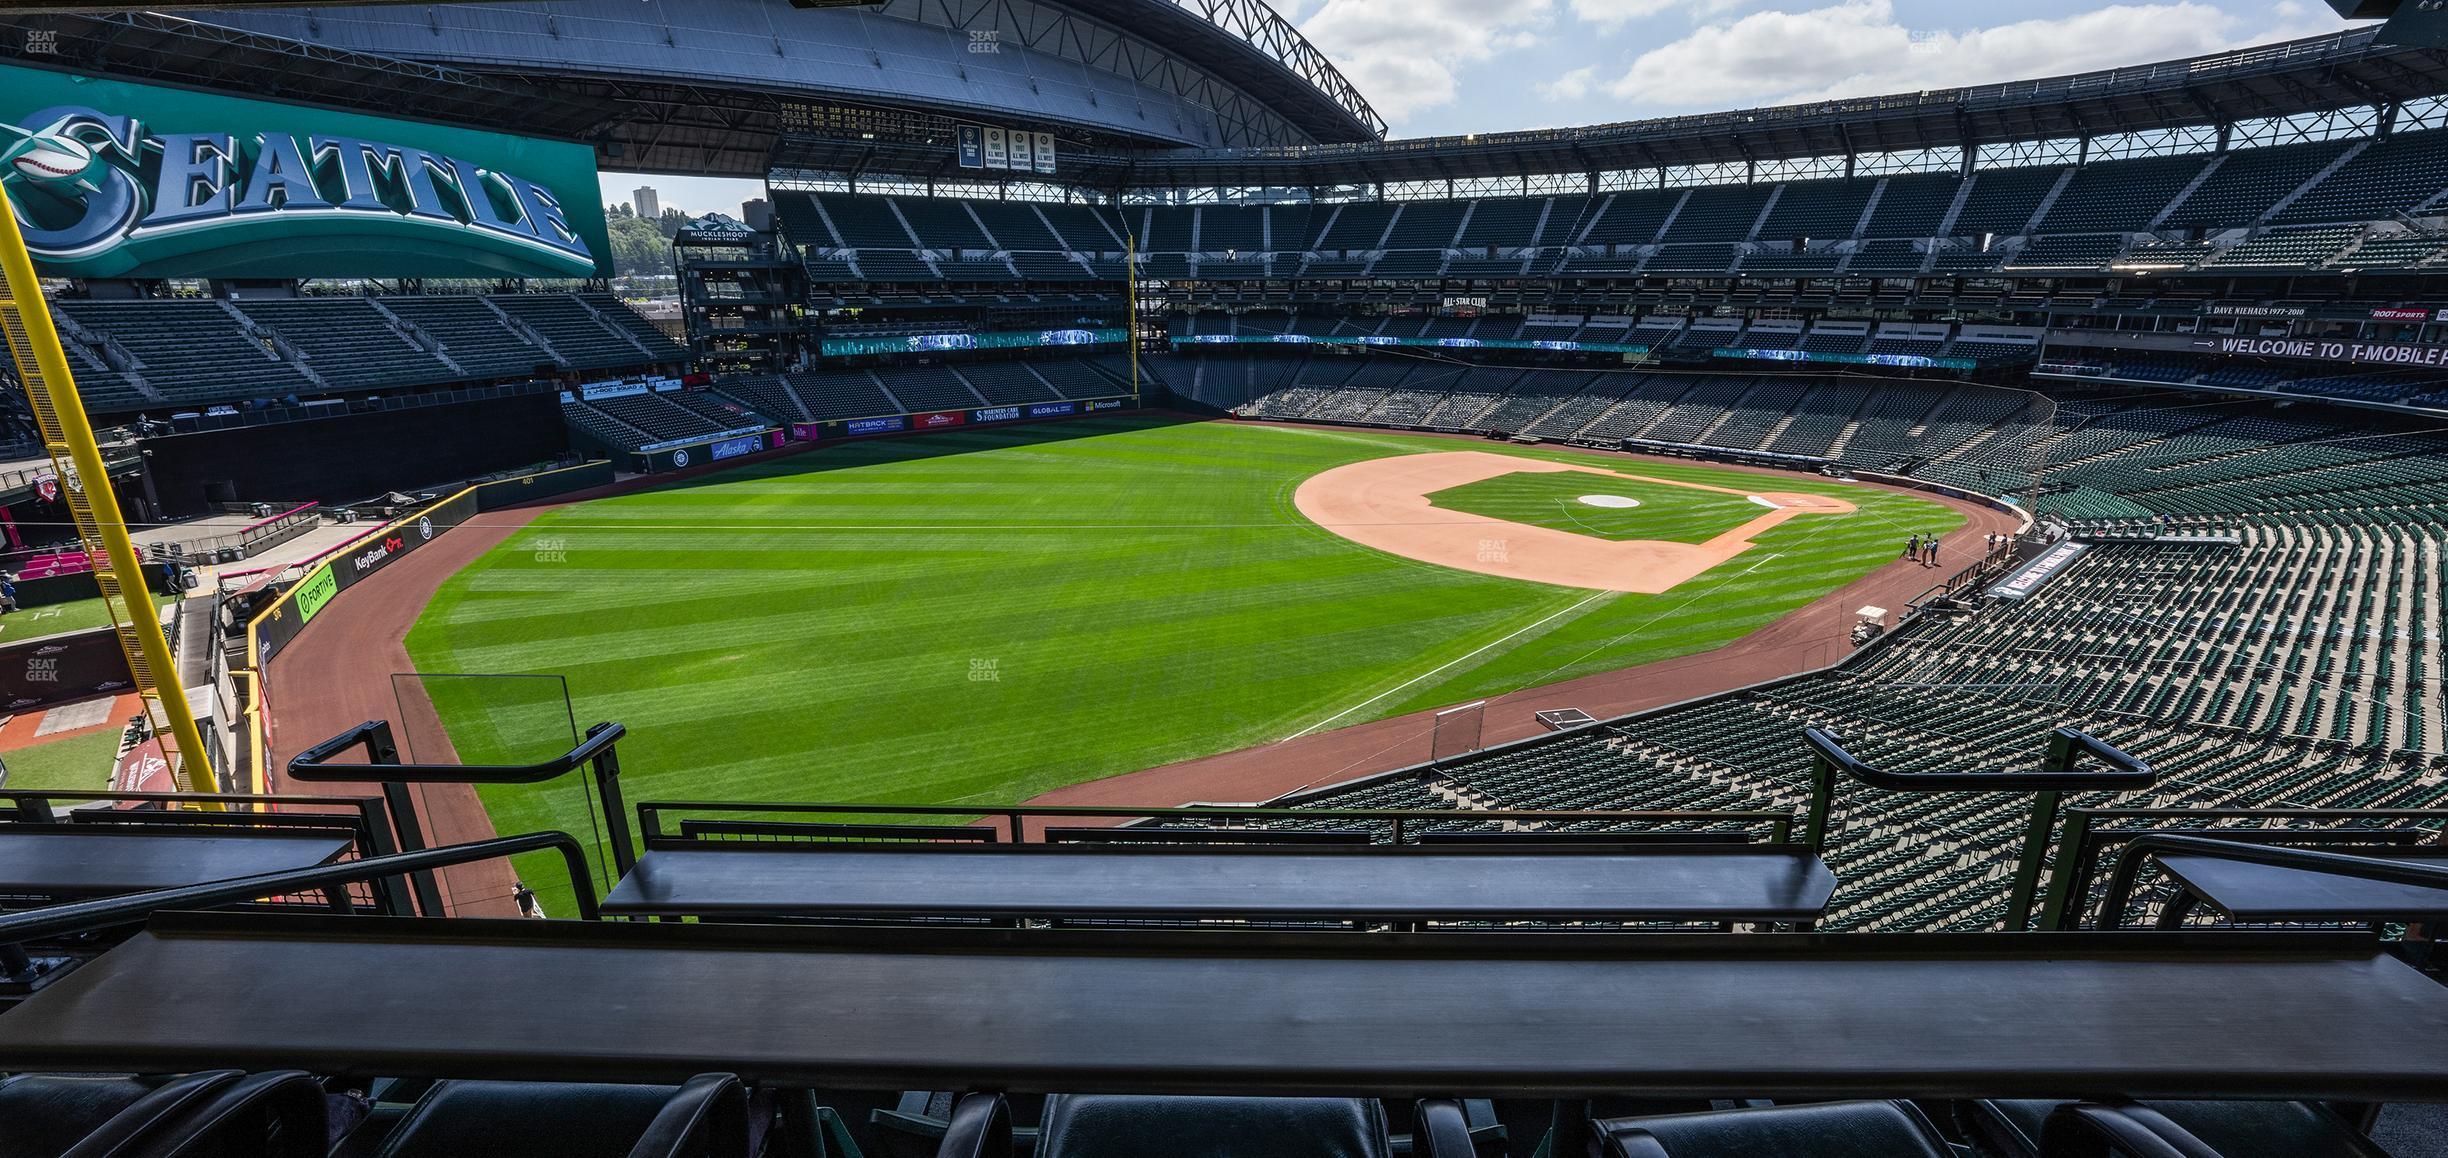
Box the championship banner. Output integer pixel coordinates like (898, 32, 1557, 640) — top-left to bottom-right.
(1008, 131, 1033, 172)
(956, 125, 984, 170)
(1033, 132, 1057, 175)
(982, 128, 1008, 169)
(1, 62, 609, 279)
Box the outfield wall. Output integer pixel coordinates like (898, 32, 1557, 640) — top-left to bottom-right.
(789, 396, 1134, 441)
(238, 460, 608, 793)
(143, 392, 569, 517)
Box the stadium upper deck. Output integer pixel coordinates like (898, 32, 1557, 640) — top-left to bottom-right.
(0, 0, 1381, 178)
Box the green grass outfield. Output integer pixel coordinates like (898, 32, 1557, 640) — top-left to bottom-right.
(404, 417, 1959, 899)
(0, 727, 120, 793)
(0, 596, 121, 643)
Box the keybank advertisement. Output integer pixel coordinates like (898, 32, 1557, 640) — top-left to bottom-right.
(0, 63, 609, 279)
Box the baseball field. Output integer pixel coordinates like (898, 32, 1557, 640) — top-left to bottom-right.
(402, 415, 1961, 887)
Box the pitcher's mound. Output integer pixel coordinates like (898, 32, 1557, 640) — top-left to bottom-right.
(1577, 494, 1643, 509)
(1293, 450, 1854, 594)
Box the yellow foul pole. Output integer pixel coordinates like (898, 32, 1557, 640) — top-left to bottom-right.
(0, 203, 218, 801)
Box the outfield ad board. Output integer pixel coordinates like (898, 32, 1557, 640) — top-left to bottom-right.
(821, 328, 1126, 359)
(0, 626, 133, 713)
(633, 428, 785, 473)
(254, 489, 476, 665)
(1711, 348, 1979, 371)
(1, 62, 609, 279)
(799, 399, 1132, 441)
(1173, 334, 1651, 356)
(291, 565, 339, 625)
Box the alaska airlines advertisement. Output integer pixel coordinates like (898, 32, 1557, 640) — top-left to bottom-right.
(0, 63, 610, 279)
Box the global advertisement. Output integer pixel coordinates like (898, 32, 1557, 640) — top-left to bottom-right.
(1, 62, 609, 279)
(1026, 401, 1078, 418)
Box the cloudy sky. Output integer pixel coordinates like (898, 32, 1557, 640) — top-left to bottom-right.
(607, 0, 2358, 215)
(1295, 0, 2351, 132)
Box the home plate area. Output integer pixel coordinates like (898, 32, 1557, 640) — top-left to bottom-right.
(1292, 450, 1857, 594)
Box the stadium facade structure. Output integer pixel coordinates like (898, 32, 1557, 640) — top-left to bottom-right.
(13, 13, 2448, 503)
(7, 15, 2448, 1154)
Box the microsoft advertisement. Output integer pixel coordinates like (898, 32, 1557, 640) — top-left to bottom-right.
(0, 63, 610, 279)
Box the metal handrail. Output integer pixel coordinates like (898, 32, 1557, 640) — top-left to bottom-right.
(0, 831, 600, 952)
(2041, 808, 2448, 930)
(289, 720, 634, 912)
(2098, 834, 2448, 930)
(1802, 727, 2156, 927)
(289, 720, 626, 784)
(638, 800, 1797, 848)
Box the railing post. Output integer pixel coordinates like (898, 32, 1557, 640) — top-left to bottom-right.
(2036, 809, 2094, 931)
(2003, 790, 2061, 931)
(585, 723, 637, 879)
(1800, 735, 1841, 854)
(352, 794, 417, 917)
(357, 722, 447, 918)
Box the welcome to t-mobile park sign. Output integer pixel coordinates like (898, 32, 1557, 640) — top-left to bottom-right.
(2200, 335, 2448, 368)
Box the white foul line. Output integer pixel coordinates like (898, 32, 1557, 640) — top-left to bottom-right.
(1282, 588, 1618, 741)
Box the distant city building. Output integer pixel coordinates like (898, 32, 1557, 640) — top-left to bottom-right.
(741, 198, 773, 231)
(632, 186, 661, 219)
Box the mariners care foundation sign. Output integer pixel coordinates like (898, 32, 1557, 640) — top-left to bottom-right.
(0, 63, 609, 279)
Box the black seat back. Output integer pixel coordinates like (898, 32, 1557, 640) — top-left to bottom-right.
(1592, 1100, 1950, 1158)
(371, 1075, 747, 1158)
(1032, 1094, 1390, 1158)
(102, 1070, 326, 1158)
(0, 1072, 237, 1158)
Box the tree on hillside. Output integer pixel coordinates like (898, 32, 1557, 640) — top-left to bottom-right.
(606, 214, 669, 278)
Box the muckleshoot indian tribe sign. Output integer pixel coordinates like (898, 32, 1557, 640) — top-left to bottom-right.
(0, 63, 610, 279)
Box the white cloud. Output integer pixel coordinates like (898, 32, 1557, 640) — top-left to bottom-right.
(1540, 66, 1601, 102)
(1566, 0, 1742, 31)
(1299, 0, 1556, 123)
(1602, 1, 2337, 110)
